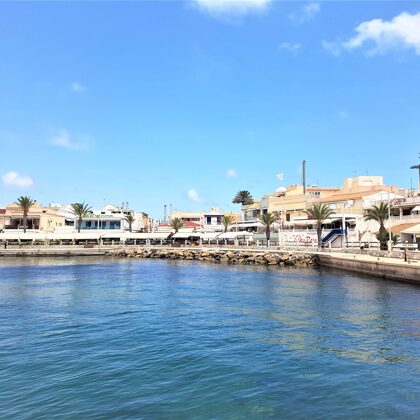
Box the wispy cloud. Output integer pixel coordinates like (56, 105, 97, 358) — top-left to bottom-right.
(324, 12, 420, 57)
(70, 81, 86, 93)
(2, 171, 34, 189)
(278, 42, 302, 55)
(50, 129, 93, 151)
(322, 40, 342, 56)
(192, 0, 271, 20)
(187, 188, 204, 203)
(289, 2, 320, 23)
(226, 169, 238, 178)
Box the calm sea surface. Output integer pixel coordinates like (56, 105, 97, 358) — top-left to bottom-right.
(0, 257, 419, 419)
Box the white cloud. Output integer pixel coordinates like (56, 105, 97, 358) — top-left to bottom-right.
(2, 171, 34, 189)
(325, 12, 420, 57)
(193, 0, 271, 18)
(71, 81, 86, 93)
(322, 40, 342, 56)
(50, 129, 93, 151)
(226, 169, 238, 178)
(289, 2, 320, 23)
(187, 188, 204, 203)
(278, 42, 302, 55)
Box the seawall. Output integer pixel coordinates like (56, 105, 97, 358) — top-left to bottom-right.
(318, 253, 420, 285)
(0, 247, 107, 257)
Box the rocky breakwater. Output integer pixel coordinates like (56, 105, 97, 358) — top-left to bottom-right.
(106, 248, 319, 267)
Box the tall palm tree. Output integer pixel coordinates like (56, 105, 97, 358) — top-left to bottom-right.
(364, 202, 389, 250)
(305, 203, 335, 249)
(259, 212, 277, 242)
(221, 214, 235, 233)
(15, 196, 36, 233)
(170, 217, 184, 233)
(124, 214, 135, 232)
(232, 190, 254, 206)
(71, 202, 92, 233)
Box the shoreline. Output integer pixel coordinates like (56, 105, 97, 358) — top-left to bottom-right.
(1, 246, 419, 285)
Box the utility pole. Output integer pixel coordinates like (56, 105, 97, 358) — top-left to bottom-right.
(164, 204, 167, 223)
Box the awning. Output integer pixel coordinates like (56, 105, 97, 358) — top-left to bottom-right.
(412, 205, 420, 212)
(173, 232, 201, 239)
(218, 231, 253, 240)
(201, 232, 221, 240)
(145, 232, 171, 240)
(401, 224, 420, 234)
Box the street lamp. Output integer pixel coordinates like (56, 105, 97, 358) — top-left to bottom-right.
(410, 163, 420, 193)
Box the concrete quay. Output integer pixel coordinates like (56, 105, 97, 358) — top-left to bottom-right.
(317, 251, 420, 285)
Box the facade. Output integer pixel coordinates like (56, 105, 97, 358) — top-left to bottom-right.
(242, 185, 340, 222)
(170, 208, 240, 230)
(0, 202, 152, 233)
(0, 203, 66, 232)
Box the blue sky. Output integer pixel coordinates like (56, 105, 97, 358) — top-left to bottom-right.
(0, 1, 419, 218)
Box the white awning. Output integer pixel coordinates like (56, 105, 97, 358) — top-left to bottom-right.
(173, 231, 201, 239)
(218, 231, 253, 239)
(401, 224, 420, 234)
(201, 232, 221, 240)
(412, 205, 420, 212)
(146, 232, 171, 240)
(0, 233, 49, 241)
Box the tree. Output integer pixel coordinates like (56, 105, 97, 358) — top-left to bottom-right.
(364, 202, 390, 251)
(305, 203, 335, 249)
(71, 202, 92, 233)
(232, 190, 254, 206)
(124, 214, 135, 232)
(170, 217, 184, 233)
(15, 196, 36, 233)
(259, 212, 277, 242)
(221, 214, 235, 233)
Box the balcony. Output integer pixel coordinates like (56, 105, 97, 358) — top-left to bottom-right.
(389, 214, 420, 224)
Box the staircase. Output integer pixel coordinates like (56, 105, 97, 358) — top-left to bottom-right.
(322, 229, 347, 247)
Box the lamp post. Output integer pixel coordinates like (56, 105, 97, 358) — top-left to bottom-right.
(388, 192, 392, 255)
(410, 162, 420, 193)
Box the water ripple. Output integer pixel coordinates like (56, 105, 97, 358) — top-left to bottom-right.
(0, 257, 419, 418)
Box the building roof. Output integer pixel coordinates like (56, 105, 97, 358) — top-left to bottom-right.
(400, 224, 420, 235)
(390, 223, 420, 234)
(183, 221, 201, 227)
(318, 190, 391, 203)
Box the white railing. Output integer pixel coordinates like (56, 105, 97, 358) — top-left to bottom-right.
(390, 214, 420, 222)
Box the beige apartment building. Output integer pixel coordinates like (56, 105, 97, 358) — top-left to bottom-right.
(318, 176, 406, 216)
(242, 185, 340, 222)
(0, 203, 66, 232)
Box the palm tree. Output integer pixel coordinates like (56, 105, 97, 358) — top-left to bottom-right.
(221, 214, 235, 233)
(15, 196, 36, 233)
(305, 203, 335, 249)
(124, 214, 135, 232)
(364, 202, 389, 250)
(71, 202, 92, 233)
(170, 217, 184, 233)
(259, 212, 277, 242)
(232, 190, 254, 206)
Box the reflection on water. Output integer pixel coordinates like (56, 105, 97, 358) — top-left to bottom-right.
(0, 258, 419, 418)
